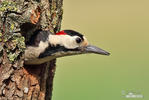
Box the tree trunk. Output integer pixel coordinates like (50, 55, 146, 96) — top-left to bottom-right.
(0, 0, 63, 100)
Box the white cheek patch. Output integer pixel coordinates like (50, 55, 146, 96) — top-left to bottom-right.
(48, 35, 80, 49)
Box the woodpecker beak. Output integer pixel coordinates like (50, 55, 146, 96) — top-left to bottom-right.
(83, 45, 110, 55)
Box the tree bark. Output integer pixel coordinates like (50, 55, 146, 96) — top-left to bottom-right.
(0, 0, 63, 100)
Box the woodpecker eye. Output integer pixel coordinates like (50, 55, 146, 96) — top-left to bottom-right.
(76, 38, 82, 43)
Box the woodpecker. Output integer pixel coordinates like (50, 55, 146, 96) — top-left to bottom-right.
(25, 30, 110, 65)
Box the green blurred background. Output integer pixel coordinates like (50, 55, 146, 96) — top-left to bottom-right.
(52, 0, 149, 100)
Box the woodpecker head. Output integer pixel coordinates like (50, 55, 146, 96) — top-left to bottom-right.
(25, 30, 110, 65)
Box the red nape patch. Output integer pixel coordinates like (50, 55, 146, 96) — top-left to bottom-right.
(56, 31, 67, 35)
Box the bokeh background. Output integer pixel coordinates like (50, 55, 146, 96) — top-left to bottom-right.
(52, 0, 149, 100)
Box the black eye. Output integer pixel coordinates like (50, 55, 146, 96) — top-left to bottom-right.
(76, 38, 82, 43)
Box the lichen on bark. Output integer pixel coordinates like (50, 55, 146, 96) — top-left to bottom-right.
(0, 0, 63, 99)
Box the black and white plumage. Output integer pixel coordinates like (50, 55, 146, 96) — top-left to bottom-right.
(25, 30, 110, 65)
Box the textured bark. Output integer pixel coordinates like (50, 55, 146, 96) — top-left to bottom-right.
(0, 0, 63, 100)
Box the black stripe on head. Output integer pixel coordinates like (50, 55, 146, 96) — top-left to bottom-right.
(39, 44, 79, 58)
(64, 30, 84, 40)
